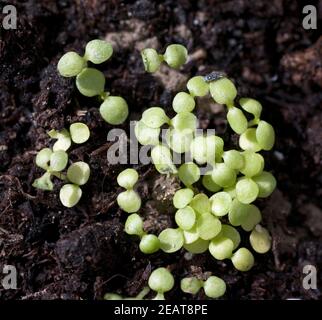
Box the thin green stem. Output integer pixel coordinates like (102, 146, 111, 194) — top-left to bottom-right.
(248, 118, 260, 127)
(136, 287, 150, 300)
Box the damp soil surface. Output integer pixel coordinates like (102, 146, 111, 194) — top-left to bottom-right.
(0, 0, 322, 300)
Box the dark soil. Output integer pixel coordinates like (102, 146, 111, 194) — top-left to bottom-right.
(0, 0, 322, 300)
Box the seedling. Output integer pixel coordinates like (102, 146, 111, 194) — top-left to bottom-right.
(57, 40, 129, 125)
(181, 275, 226, 299)
(116, 168, 141, 213)
(124, 213, 160, 254)
(141, 44, 187, 73)
(148, 267, 174, 300)
(32, 123, 91, 207)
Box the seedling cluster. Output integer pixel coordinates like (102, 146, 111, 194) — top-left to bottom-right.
(116, 44, 276, 298)
(33, 40, 276, 299)
(32, 123, 91, 207)
(57, 39, 129, 125)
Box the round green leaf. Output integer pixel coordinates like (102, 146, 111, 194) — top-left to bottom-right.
(235, 178, 259, 204)
(253, 171, 276, 198)
(85, 39, 113, 64)
(59, 184, 82, 208)
(57, 52, 86, 77)
(76, 68, 105, 97)
(100, 96, 129, 125)
(256, 120, 275, 150)
(209, 78, 237, 106)
(227, 106, 248, 134)
(67, 161, 90, 185)
(172, 92, 195, 113)
(158, 228, 184, 253)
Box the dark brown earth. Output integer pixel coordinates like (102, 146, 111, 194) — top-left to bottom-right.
(0, 0, 322, 300)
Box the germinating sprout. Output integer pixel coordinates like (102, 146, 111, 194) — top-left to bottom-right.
(35, 148, 52, 170)
(181, 275, 226, 299)
(148, 267, 175, 300)
(124, 213, 160, 254)
(117, 168, 141, 213)
(256, 120, 275, 150)
(141, 44, 187, 73)
(57, 40, 129, 125)
(163, 44, 188, 69)
(203, 276, 226, 298)
(32, 172, 54, 191)
(124, 213, 145, 237)
(139, 234, 160, 254)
